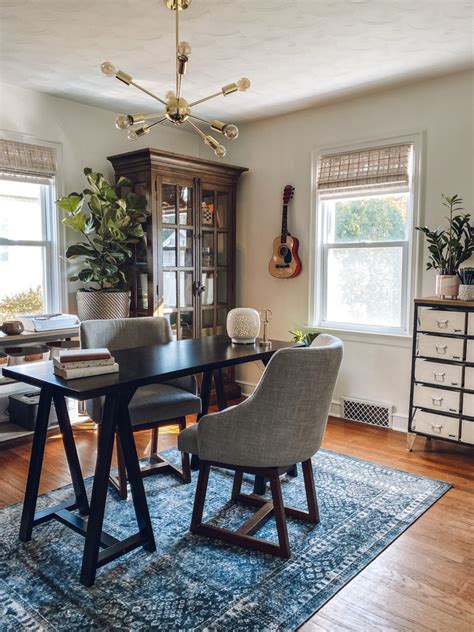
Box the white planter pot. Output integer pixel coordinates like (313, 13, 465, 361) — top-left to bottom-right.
(226, 308, 261, 344)
(458, 284, 474, 301)
(76, 290, 130, 321)
(435, 275, 459, 299)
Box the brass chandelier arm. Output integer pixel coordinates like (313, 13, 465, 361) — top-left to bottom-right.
(146, 117, 168, 129)
(186, 118, 207, 140)
(188, 91, 222, 108)
(188, 113, 213, 126)
(130, 80, 167, 106)
(141, 111, 167, 122)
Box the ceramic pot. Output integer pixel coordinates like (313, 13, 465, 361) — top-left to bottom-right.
(458, 284, 474, 301)
(435, 275, 459, 299)
(226, 308, 261, 344)
(0, 320, 24, 335)
(76, 290, 130, 321)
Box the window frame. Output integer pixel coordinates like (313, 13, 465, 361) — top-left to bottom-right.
(0, 130, 66, 315)
(309, 132, 423, 338)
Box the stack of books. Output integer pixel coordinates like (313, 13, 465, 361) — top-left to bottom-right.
(53, 348, 119, 380)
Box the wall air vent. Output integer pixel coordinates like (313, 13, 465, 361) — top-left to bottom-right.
(341, 396, 393, 428)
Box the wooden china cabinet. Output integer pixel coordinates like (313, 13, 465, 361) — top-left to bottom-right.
(108, 148, 248, 397)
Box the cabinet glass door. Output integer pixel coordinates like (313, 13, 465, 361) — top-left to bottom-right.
(200, 187, 232, 336)
(162, 182, 195, 340)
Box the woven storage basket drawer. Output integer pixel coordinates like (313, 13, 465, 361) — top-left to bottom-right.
(414, 383, 460, 414)
(415, 359, 462, 387)
(412, 410, 459, 440)
(417, 334, 464, 361)
(419, 309, 465, 334)
(461, 420, 474, 444)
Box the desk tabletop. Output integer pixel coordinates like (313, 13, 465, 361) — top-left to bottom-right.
(0, 327, 79, 346)
(3, 335, 296, 400)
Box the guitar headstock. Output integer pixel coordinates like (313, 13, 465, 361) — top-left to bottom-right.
(283, 185, 295, 205)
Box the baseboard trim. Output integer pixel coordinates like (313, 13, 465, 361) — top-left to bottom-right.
(236, 380, 408, 433)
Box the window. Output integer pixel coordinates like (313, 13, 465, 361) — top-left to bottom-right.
(313, 140, 418, 335)
(0, 139, 62, 319)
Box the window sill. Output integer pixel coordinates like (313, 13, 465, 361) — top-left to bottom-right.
(305, 325, 413, 348)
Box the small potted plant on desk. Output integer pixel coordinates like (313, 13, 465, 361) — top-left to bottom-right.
(416, 194, 474, 299)
(57, 168, 149, 320)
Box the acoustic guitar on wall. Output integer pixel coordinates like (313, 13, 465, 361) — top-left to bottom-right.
(268, 184, 301, 279)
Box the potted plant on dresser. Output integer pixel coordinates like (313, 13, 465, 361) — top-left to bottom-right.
(416, 194, 474, 299)
(57, 168, 148, 320)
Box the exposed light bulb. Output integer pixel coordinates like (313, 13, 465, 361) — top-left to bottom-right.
(165, 90, 176, 101)
(237, 77, 251, 91)
(115, 115, 132, 130)
(215, 144, 227, 158)
(100, 61, 116, 77)
(128, 125, 150, 141)
(223, 124, 239, 140)
(128, 129, 139, 141)
(177, 41, 191, 56)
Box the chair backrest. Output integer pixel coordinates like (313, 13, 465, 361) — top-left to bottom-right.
(244, 334, 343, 464)
(80, 317, 172, 352)
(80, 317, 197, 407)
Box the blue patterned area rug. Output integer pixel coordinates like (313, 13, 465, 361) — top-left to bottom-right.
(0, 449, 450, 631)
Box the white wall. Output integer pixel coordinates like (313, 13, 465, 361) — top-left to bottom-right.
(223, 70, 474, 431)
(0, 82, 201, 308)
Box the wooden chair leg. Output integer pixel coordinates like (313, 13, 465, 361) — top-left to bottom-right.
(232, 470, 243, 500)
(150, 426, 159, 458)
(181, 452, 191, 483)
(191, 463, 211, 531)
(269, 471, 290, 558)
(302, 459, 319, 523)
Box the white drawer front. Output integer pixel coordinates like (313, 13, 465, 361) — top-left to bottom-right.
(466, 339, 474, 363)
(419, 309, 465, 334)
(412, 410, 459, 440)
(417, 334, 464, 361)
(462, 392, 474, 418)
(415, 359, 462, 387)
(461, 420, 474, 444)
(464, 367, 474, 390)
(468, 313, 474, 336)
(414, 384, 460, 414)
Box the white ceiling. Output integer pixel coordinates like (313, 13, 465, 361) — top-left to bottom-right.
(1, 0, 473, 123)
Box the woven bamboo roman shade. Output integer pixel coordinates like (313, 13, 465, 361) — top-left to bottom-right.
(318, 143, 412, 197)
(0, 139, 56, 183)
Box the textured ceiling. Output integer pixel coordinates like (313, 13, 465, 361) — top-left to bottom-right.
(1, 0, 473, 123)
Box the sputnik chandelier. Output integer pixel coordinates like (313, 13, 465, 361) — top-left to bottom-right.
(100, 0, 250, 158)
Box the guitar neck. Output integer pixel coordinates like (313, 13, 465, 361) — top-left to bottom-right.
(280, 204, 288, 242)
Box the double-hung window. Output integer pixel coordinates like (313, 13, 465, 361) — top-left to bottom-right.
(314, 140, 418, 335)
(0, 139, 62, 319)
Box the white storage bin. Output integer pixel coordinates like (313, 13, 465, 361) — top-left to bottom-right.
(411, 410, 459, 440)
(419, 309, 465, 334)
(414, 383, 460, 414)
(417, 334, 464, 361)
(460, 420, 474, 444)
(466, 339, 474, 363)
(414, 359, 462, 387)
(462, 392, 474, 418)
(464, 366, 474, 390)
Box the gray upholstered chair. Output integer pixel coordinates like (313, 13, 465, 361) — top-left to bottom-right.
(178, 334, 342, 558)
(81, 317, 201, 498)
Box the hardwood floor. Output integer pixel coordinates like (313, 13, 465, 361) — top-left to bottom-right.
(0, 414, 473, 631)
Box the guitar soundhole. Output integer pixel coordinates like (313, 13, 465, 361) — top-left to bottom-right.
(278, 246, 289, 257)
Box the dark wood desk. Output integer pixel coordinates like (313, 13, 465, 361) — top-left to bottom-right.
(3, 336, 294, 586)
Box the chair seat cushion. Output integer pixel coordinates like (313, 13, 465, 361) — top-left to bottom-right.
(177, 423, 199, 455)
(87, 384, 202, 426)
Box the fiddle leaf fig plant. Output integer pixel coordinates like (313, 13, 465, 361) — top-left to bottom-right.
(416, 194, 474, 275)
(57, 168, 149, 291)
